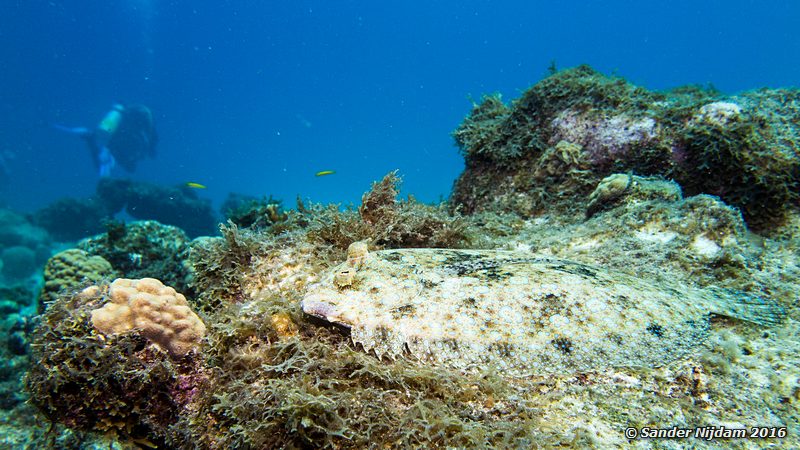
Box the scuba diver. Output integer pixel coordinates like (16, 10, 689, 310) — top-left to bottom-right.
(54, 103, 158, 176)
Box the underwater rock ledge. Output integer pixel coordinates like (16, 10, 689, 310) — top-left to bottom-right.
(451, 65, 800, 232)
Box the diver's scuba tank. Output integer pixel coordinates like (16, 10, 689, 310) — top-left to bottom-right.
(98, 103, 125, 136)
(93, 104, 125, 177)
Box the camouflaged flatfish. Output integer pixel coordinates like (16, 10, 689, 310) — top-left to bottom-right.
(302, 243, 785, 374)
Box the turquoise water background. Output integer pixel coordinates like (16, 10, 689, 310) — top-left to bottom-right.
(1, 1, 798, 213)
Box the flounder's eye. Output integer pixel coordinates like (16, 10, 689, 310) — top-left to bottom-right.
(334, 268, 357, 288)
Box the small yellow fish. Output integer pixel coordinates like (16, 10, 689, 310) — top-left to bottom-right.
(315, 170, 335, 177)
(185, 182, 207, 189)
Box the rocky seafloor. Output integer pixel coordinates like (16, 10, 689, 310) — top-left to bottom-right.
(2, 66, 799, 449)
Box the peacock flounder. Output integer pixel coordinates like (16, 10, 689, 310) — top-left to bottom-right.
(302, 242, 785, 374)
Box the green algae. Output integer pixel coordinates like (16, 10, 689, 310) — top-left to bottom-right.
(452, 93, 514, 163)
(678, 89, 800, 229)
(189, 222, 262, 311)
(307, 170, 473, 250)
(453, 65, 657, 166)
(174, 310, 539, 449)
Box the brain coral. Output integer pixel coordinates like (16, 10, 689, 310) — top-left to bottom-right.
(91, 278, 206, 357)
(40, 249, 116, 310)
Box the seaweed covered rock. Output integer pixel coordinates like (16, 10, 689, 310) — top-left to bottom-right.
(511, 182, 757, 287)
(167, 286, 539, 449)
(221, 193, 288, 229)
(39, 249, 116, 310)
(189, 223, 322, 312)
(78, 220, 194, 296)
(178, 330, 537, 449)
(453, 66, 660, 168)
(679, 89, 800, 228)
(90, 278, 206, 357)
(25, 283, 208, 447)
(451, 65, 800, 231)
(307, 170, 473, 250)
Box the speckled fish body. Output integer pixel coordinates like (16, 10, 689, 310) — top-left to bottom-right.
(302, 248, 784, 374)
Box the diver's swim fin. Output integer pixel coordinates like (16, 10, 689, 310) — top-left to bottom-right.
(52, 124, 91, 138)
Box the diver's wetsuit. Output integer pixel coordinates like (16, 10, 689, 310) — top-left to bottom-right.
(58, 103, 158, 176)
(105, 104, 158, 173)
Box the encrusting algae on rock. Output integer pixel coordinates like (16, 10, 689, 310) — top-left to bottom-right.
(303, 242, 786, 374)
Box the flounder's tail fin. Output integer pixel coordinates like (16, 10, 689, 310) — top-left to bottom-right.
(706, 287, 786, 326)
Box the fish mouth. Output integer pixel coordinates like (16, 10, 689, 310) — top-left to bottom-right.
(301, 296, 353, 328)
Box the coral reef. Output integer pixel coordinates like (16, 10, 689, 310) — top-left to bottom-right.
(20, 69, 800, 448)
(0, 208, 52, 282)
(0, 208, 50, 250)
(451, 65, 800, 231)
(0, 285, 33, 316)
(0, 245, 37, 280)
(30, 197, 110, 241)
(97, 178, 217, 237)
(90, 278, 206, 357)
(0, 285, 35, 412)
(0, 210, 53, 444)
(31, 178, 218, 244)
(25, 284, 207, 447)
(25, 167, 800, 448)
(27, 210, 539, 449)
(78, 220, 195, 296)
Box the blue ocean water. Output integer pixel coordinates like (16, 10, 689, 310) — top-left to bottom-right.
(1, 0, 798, 215)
